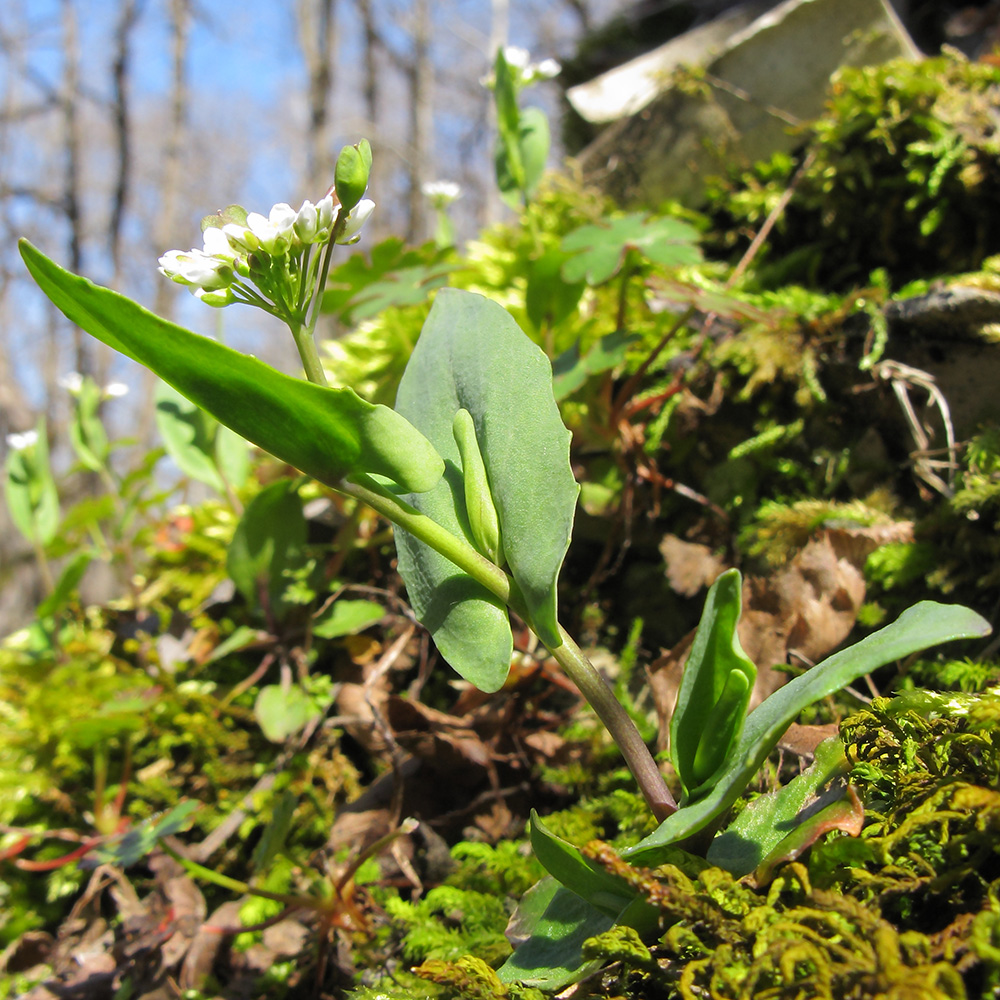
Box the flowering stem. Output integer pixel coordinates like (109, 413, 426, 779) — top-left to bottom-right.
(304, 235, 337, 346)
(337, 472, 676, 821)
(289, 318, 329, 387)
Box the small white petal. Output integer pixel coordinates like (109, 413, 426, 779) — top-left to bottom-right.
(336, 199, 375, 244)
(422, 180, 462, 204)
(535, 58, 561, 79)
(269, 202, 298, 238)
(6, 430, 38, 451)
(202, 226, 236, 259)
(103, 382, 129, 398)
(316, 194, 336, 234)
(246, 211, 282, 253)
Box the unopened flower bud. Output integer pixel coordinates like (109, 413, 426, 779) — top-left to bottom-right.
(334, 139, 373, 213)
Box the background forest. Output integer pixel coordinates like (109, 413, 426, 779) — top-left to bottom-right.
(4, 1, 1000, 999)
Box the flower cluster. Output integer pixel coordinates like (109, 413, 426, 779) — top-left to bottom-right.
(6, 429, 38, 452)
(482, 46, 561, 90)
(421, 180, 462, 209)
(158, 193, 375, 317)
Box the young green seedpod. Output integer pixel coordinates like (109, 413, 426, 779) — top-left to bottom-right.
(691, 666, 751, 786)
(669, 568, 757, 802)
(453, 407, 503, 565)
(334, 139, 373, 213)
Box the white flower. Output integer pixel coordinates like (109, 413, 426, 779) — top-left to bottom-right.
(6, 430, 38, 451)
(245, 212, 282, 255)
(158, 249, 233, 291)
(103, 382, 129, 398)
(202, 225, 242, 263)
(292, 195, 337, 245)
(58, 372, 84, 395)
(293, 200, 320, 244)
(316, 194, 337, 239)
(336, 198, 375, 244)
(533, 58, 561, 81)
(422, 181, 462, 207)
(503, 46, 531, 69)
(268, 202, 298, 242)
(484, 46, 560, 89)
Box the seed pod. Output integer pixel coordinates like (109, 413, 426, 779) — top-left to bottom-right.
(453, 408, 503, 565)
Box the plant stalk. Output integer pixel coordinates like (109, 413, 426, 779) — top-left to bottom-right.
(289, 318, 329, 387)
(550, 627, 677, 822)
(338, 473, 677, 823)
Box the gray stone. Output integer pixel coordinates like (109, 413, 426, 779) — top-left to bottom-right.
(571, 0, 920, 205)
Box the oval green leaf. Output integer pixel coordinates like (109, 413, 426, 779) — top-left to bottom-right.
(394, 289, 579, 688)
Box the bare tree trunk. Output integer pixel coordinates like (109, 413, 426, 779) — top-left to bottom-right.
(298, 0, 336, 197)
(109, 0, 140, 282)
(152, 0, 191, 323)
(357, 0, 384, 217)
(406, 0, 432, 242)
(61, 0, 88, 379)
(484, 0, 508, 226)
(561, 0, 591, 34)
(0, 23, 38, 441)
(143, 0, 191, 447)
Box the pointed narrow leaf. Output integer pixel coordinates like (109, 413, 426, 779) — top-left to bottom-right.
(37, 551, 92, 619)
(394, 289, 578, 688)
(19, 241, 443, 493)
(627, 600, 990, 866)
(519, 107, 550, 200)
(90, 800, 200, 869)
(4, 419, 59, 546)
(529, 811, 638, 918)
(312, 599, 384, 638)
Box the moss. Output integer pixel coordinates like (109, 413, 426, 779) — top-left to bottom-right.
(707, 54, 1000, 290)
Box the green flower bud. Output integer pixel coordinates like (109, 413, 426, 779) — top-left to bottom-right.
(334, 139, 373, 213)
(453, 408, 503, 565)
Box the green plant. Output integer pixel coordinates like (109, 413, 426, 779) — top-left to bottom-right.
(487, 47, 559, 210)
(18, 139, 990, 989)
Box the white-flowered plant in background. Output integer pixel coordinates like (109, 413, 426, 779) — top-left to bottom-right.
(157, 140, 374, 387)
(6, 429, 38, 452)
(422, 180, 462, 248)
(59, 372, 129, 400)
(486, 47, 557, 208)
(481, 45, 560, 91)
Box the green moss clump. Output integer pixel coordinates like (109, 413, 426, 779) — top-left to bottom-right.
(707, 54, 1000, 290)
